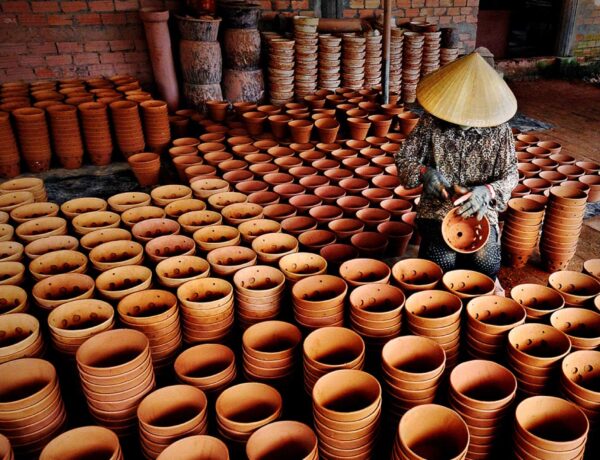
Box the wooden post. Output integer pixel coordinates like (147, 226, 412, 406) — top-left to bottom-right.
(556, 0, 579, 57)
(382, 0, 392, 104)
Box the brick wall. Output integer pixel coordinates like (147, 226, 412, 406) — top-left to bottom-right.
(572, 0, 600, 58)
(0, 0, 479, 85)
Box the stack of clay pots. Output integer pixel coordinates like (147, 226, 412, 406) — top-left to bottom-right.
(215, 382, 282, 454)
(465, 295, 526, 360)
(364, 32, 383, 88)
(303, 326, 365, 394)
(449, 360, 517, 459)
(548, 270, 600, 307)
(117, 290, 182, 370)
(388, 28, 404, 96)
(137, 385, 208, 459)
(140, 100, 171, 153)
(391, 258, 443, 292)
(442, 269, 496, 299)
(39, 426, 123, 460)
(267, 37, 295, 105)
(76, 329, 155, 436)
(220, 1, 264, 103)
(560, 350, 600, 438)
(312, 369, 381, 459)
(510, 283, 565, 321)
(246, 421, 318, 460)
(0, 177, 47, 202)
(0, 112, 20, 178)
(78, 102, 113, 166)
(421, 31, 441, 76)
(342, 34, 366, 90)
(278, 252, 328, 286)
(0, 313, 45, 363)
(46, 104, 84, 169)
(501, 198, 545, 268)
(318, 35, 341, 92)
(128, 152, 161, 186)
(507, 323, 571, 397)
(513, 396, 589, 460)
(12, 108, 52, 172)
(405, 289, 462, 370)
(292, 274, 347, 330)
(381, 336, 446, 422)
(539, 186, 588, 272)
(177, 14, 223, 109)
(47, 299, 115, 359)
(293, 17, 319, 100)
(0, 358, 66, 457)
(440, 47, 460, 66)
(402, 32, 424, 103)
(110, 101, 145, 157)
(242, 320, 301, 386)
(551, 308, 600, 350)
(174, 343, 236, 397)
(349, 283, 404, 357)
(177, 278, 234, 344)
(233, 265, 285, 329)
(393, 404, 470, 460)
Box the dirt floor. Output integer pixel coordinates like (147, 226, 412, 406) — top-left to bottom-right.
(498, 79, 600, 291)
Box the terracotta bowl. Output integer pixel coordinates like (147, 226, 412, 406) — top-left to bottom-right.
(391, 258, 443, 291)
(442, 270, 495, 299)
(174, 343, 236, 391)
(466, 295, 526, 335)
(548, 271, 600, 307)
(550, 308, 600, 350)
(339, 258, 391, 287)
(507, 323, 571, 368)
(303, 326, 365, 371)
(154, 435, 228, 460)
(405, 289, 462, 329)
(246, 420, 317, 460)
(382, 335, 445, 382)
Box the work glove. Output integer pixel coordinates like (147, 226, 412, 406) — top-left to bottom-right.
(453, 185, 492, 221)
(421, 167, 451, 200)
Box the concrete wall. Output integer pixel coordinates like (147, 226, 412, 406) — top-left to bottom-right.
(572, 0, 600, 58)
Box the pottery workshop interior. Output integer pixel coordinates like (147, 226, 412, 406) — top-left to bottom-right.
(1, 0, 600, 459)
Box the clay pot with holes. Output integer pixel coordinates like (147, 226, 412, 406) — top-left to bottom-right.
(246, 420, 317, 460)
(95, 265, 152, 301)
(292, 275, 348, 331)
(0, 313, 45, 363)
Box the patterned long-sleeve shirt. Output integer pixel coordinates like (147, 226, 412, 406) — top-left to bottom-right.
(394, 113, 518, 226)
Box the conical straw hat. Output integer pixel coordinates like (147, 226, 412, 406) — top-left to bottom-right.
(416, 52, 517, 127)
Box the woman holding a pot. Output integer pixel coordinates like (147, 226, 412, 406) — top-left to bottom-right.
(395, 52, 518, 295)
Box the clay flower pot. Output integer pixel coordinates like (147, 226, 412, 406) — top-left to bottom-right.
(107, 192, 151, 212)
(368, 114, 393, 137)
(61, 197, 108, 220)
(251, 232, 299, 265)
(382, 335, 445, 382)
(221, 203, 264, 226)
(10, 202, 58, 224)
(0, 241, 23, 263)
(550, 307, 600, 350)
(155, 435, 229, 460)
(131, 218, 180, 243)
(79, 228, 132, 252)
(350, 231, 388, 258)
(442, 207, 490, 254)
(40, 426, 122, 460)
(548, 271, 600, 307)
(328, 218, 365, 241)
(246, 421, 317, 460)
(71, 211, 120, 236)
(0, 285, 28, 314)
(15, 217, 67, 243)
(349, 283, 404, 337)
(243, 111, 267, 136)
(0, 313, 44, 363)
(193, 225, 240, 252)
(95, 265, 153, 301)
(174, 343, 236, 396)
(339, 258, 391, 287)
(89, 240, 144, 271)
(206, 100, 229, 122)
(509, 283, 565, 320)
(155, 255, 210, 288)
(28, 249, 88, 280)
(145, 234, 196, 263)
(32, 273, 95, 311)
(347, 117, 371, 141)
(292, 276, 348, 331)
(314, 118, 339, 144)
(151, 185, 193, 207)
(378, 221, 414, 257)
(298, 230, 337, 252)
(442, 270, 495, 299)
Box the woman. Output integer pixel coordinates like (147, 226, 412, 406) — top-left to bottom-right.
(395, 52, 518, 292)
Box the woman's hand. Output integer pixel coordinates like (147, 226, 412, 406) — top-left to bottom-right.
(453, 186, 492, 220)
(421, 167, 451, 200)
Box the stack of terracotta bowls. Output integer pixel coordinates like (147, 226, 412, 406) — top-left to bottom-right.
(393, 404, 470, 460)
(402, 32, 424, 103)
(0, 112, 20, 178)
(391, 258, 443, 292)
(292, 274, 347, 330)
(442, 269, 495, 299)
(513, 396, 589, 460)
(405, 289, 462, 370)
(501, 198, 546, 268)
(78, 102, 113, 165)
(421, 31, 441, 76)
(440, 47, 460, 66)
(389, 28, 404, 95)
(0, 358, 66, 457)
(215, 382, 282, 454)
(174, 343, 236, 397)
(177, 278, 234, 344)
(12, 108, 52, 172)
(137, 385, 208, 459)
(47, 299, 115, 359)
(0, 313, 45, 363)
(510, 283, 565, 322)
(246, 420, 318, 460)
(449, 360, 517, 458)
(140, 100, 171, 153)
(312, 369, 381, 459)
(40, 426, 123, 460)
(548, 270, 600, 307)
(293, 17, 319, 100)
(507, 323, 571, 397)
(303, 326, 365, 394)
(117, 290, 182, 370)
(267, 37, 295, 106)
(0, 177, 47, 202)
(465, 295, 526, 360)
(364, 32, 382, 87)
(242, 320, 301, 386)
(381, 336, 446, 422)
(110, 100, 145, 158)
(560, 350, 600, 438)
(349, 283, 404, 358)
(128, 152, 161, 186)
(539, 186, 588, 272)
(278, 252, 328, 286)
(45, 104, 84, 169)
(318, 35, 341, 92)
(155, 435, 229, 460)
(233, 265, 285, 330)
(251, 232, 299, 265)
(342, 34, 366, 90)
(551, 308, 600, 350)
(76, 329, 155, 436)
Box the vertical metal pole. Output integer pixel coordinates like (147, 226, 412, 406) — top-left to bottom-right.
(382, 0, 392, 104)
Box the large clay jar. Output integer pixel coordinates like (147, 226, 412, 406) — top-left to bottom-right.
(40, 425, 123, 460)
(156, 435, 229, 460)
(246, 421, 317, 460)
(174, 343, 236, 396)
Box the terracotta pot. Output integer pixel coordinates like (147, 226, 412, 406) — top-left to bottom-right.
(0, 312, 44, 363)
(251, 233, 299, 265)
(0, 285, 28, 314)
(382, 335, 445, 382)
(405, 289, 462, 330)
(549, 308, 600, 351)
(107, 192, 151, 212)
(89, 240, 144, 271)
(0, 241, 23, 263)
(442, 207, 490, 254)
(548, 271, 600, 307)
(298, 230, 337, 252)
(60, 197, 107, 220)
(40, 425, 122, 460)
(442, 270, 495, 299)
(350, 231, 388, 257)
(32, 273, 95, 311)
(154, 435, 229, 460)
(246, 421, 317, 460)
(28, 249, 88, 280)
(145, 235, 196, 263)
(347, 117, 371, 141)
(72, 211, 120, 236)
(15, 217, 67, 243)
(314, 118, 340, 144)
(338, 258, 391, 288)
(93, 265, 152, 302)
(508, 323, 571, 369)
(178, 210, 222, 234)
(151, 185, 193, 207)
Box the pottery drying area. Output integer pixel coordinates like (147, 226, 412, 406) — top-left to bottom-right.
(1, 3, 600, 460)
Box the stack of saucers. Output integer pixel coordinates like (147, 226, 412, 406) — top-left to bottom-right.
(294, 17, 319, 100)
(421, 31, 441, 77)
(389, 28, 404, 95)
(318, 35, 342, 91)
(342, 35, 366, 90)
(267, 36, 295, 106)
(402, 32, 424, 103)
(440, 47, 460, 66)
(364, 32, 382, 88)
